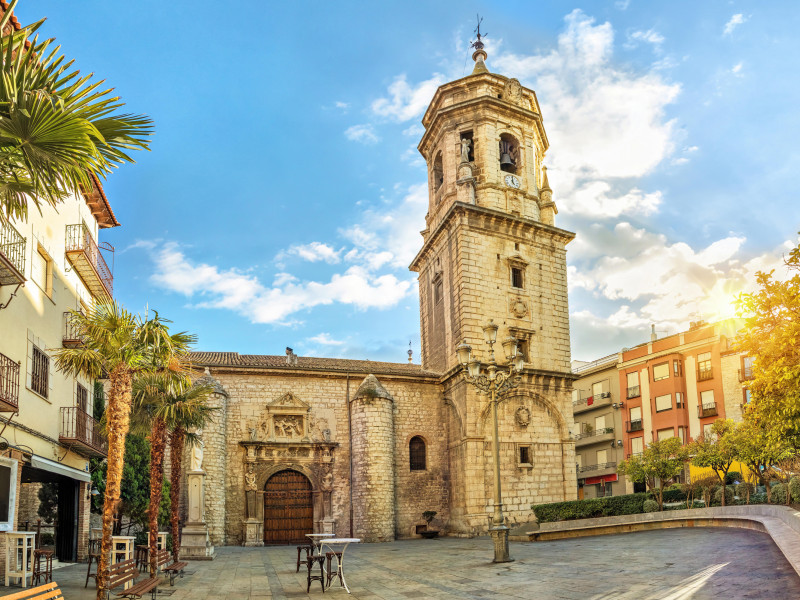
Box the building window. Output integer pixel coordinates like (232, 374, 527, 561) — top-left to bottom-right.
(703, 423, 714, 438)
(597, 480, 612, 497)
(675, 392, 683, 408)
(743, 388, 752, 405)
(409, 436, 426, 471)
(657, 428, 674, 442)
(592, 382, 603, 397)
(673, 360, 682, 377)
(700, 389, 715, 408)
(31, 346, 49, 398)
(0, 457, 18, 531)
(595, 415, 607, 432)
(596, 449, 608, 465)
(576, 453, 582, 470)
(678, 426, 686, 444)
(653, 363, 669, 381)
(77, 383, 88, 413)
(697, 352, 712, 380)
(459, 130, 474, 162)
(626, 372, 640, 398)
(518, 445, 531, 466)
(499, 133, 519, 173)
(433, 152, 443, 192)
(511, 267, 524, 289)
(655, 393, 672, 412)
(433, 280, 443, 304)
(31, 246, 53, 297)
(631, 437, 644, 456)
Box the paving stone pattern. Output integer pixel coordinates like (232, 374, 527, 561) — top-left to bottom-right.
(33, 529, 800, 600)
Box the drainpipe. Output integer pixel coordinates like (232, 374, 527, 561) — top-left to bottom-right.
(346, 374, 353, 538)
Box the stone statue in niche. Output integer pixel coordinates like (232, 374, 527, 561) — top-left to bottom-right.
(248, 427, 257, 441)
(244, 466, 257, 491)
(274, 415, 303, 438)
(460, 137, 472, 163)
(312, 417, 329, 441)
(515, 406, 531, 427)
(190, 431, 204, 470)
(321, 471, 333, 491)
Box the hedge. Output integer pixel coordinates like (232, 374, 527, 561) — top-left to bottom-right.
(532, 493, 649, 523)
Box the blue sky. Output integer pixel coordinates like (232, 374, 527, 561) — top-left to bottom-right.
(21, 1, 800, 363)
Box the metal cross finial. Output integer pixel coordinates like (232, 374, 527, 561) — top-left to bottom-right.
(471, 14, 487, 50)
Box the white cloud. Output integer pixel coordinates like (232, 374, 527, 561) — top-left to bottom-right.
(344, 124, 379, 144)
(335, 101, 349, 110)
(277, 242, 342, 265)
(493, 10, 680, 219)
(371, 74, 445, 122)
(625, 29, 665, 50)
(615, 0, 631, 9)
(724, 14, 746, 36)
(732, 62, 743, 76)
(308, 333, 345, 346)
(148, 243, 413, 325)
(402, 124, 424, 137)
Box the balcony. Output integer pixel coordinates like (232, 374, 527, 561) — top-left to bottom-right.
(574, 427, 615, 447)
(739, 367, 754, 382)
(0, 352, 20, 412)
(65, 224, 113, 300)
(697, 367, 713, 382)
(59, 407, 107, 458)
(573, 391, 612, 414)
(698, 402, 718, 418)
(578, 462, 617, 477)
(626, 419, 643, 433)
(62, 312, 83, 348)
(626, 385, 640, 399)
(0, 216, 26, 287)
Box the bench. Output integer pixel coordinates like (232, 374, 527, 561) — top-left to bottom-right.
(0, 582, 63, 600)
(108, 558, 159, 600)
(155, 548, 188, 586)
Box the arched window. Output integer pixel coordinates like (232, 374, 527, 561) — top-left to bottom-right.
(433, 152, 443, 191)
(409, 436, 426, 471)
(499, 133, 519, 174)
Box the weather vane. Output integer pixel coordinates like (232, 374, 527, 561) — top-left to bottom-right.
(471, 14, 487, 51)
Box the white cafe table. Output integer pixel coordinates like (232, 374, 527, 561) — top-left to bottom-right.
(320, 538, 360, 593)
(305, 533, 331, 555)
(4, 531, 35, 588)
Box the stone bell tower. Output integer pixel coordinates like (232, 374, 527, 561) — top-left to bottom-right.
(409, 36, 578, 532)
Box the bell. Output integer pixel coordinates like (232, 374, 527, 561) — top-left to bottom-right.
(500, 153, 515, 168)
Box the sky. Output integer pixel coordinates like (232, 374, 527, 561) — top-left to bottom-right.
(18, 1, 800, 363)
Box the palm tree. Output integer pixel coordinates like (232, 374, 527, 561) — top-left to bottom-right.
(0, 0, 152, 221)
(53, 302, 194, 600)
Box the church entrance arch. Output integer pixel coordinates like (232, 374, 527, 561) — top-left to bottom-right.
(263, 469, 313, 545)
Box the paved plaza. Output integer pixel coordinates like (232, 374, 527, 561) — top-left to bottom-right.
(17, 528, 800, 600)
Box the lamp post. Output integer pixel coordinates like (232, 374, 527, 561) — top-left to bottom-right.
(456, 320, 524, 563)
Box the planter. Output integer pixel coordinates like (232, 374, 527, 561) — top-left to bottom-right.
(420, 530, 439, 539)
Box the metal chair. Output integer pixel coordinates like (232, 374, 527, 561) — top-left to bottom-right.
(85, 538, 101, 588)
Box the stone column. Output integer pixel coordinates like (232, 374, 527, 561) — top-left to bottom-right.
(180, 468, 215, 559)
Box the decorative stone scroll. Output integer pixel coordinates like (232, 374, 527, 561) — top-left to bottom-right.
(261, 392, 312, 441)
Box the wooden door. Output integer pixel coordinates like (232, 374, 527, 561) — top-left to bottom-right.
(264, 470, 313, 545)
(76, 384, 88, 443)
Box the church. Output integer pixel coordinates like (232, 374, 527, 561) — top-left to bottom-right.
(184, 39, 578, 550)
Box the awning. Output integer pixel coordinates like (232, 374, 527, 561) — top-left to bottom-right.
(585, 474, 618, 485)
(30, 455, 91, 483)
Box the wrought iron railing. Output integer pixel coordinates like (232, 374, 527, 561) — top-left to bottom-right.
(62, 311, 84, 346)
(626, 385, 640, 399)
(0, 352, 20, 411)
(697, 367, 713, 382)
(579, 462, 616, 473)
(60, 407, 107, 455)
(573, 391, 612, 406)
(574, 427, 615, 441)
(626, 419, 643, 432)
(0, 215, 26, 280)
(65, 224, 113, 296)
(739, 366, 754, 382)
(698, 402, 718, 418)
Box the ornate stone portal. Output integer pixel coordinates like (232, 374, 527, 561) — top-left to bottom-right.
(240, 392, 338, 546)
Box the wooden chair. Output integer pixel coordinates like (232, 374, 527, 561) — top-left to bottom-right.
(296, 543, 313, 572)
(31, 549, 54, 585)
(108, 558, 159, 600)
(305, 554, 326, 594)
(85, 538, 101, 588)
(0, 581, 63, 599)
(325, 550, 344, 588)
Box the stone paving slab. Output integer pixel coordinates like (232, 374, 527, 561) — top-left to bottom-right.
(4, 529, 799, 599)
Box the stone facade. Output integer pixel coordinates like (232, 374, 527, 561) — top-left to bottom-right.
(184, 48, 577, 547)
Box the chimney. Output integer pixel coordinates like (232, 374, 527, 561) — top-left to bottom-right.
(650, 324, 657, 342)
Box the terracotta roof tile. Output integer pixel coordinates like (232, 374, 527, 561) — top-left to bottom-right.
(189, 352, 440, 378)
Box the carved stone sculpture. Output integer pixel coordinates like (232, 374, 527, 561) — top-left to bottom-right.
(515, 406, 531, 427)
(190, 433, 204, 470)
(460, 137, 472, 163)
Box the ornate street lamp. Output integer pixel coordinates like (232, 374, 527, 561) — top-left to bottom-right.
(456, 319, 524, 563)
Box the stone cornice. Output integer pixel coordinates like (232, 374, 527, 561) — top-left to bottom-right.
(205, 365, 441, 385)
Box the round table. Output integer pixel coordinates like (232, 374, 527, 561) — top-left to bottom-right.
(319, 538, 360, 593)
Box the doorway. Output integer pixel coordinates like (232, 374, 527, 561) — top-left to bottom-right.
(263, 469, 313, 545)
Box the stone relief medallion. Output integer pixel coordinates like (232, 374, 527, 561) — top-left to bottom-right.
(510, 297, 528, 318)
(515, 406, 531, 427)
(504, 78, 523, 106)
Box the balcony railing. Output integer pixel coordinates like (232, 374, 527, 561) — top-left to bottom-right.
(573, 392, 612, 413)
(697, 367, 713, 382)
(578, 462, 616, 474)
(65, 224, 113, 300)
(574, 427, 615, 441)
(626, 385, 640, 399)
(739, 366, 754, 382)
(626, 419, 643, 432)
(0, 215, 26, 287)
(0, 352, 20, 412)
(62, 312, 83, 348)
(698, 402, 718, 418)
(59, 407, 107, 458)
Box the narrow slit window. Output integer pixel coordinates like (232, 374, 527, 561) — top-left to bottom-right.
(31, 346, 49, 398)
(511, 267, 524, 289)
(410, 436, 426, 471)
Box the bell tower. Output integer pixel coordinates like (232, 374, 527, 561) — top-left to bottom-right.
(409, 35, 577, 532)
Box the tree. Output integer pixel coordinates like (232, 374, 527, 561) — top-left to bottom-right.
(735, 234, 800, 449)
(688, 419, 737, 506)
(618, 437, 688, 510)
(726, 418, 788, 503)
(0, 0, 152, 222)
(37, 482, 58, 523)
(53, 302, 194, 600)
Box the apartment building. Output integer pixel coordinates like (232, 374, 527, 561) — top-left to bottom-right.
(0, 174, 114, 564)
(572, 354, 627, 499)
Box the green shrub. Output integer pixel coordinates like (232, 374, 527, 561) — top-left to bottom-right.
(643, 499, 659, 512)
(725, 471, 742, 485)
(713, 485, 734, 506)
(789, 477, 800, 503)
(532, 493, 649, 523)
(735, 482, 755, 502)
(39, 532, 54, 546)
(661, 488, 687, 503)
(771, 483, 788, 504)
(751, 492, 767, 504)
